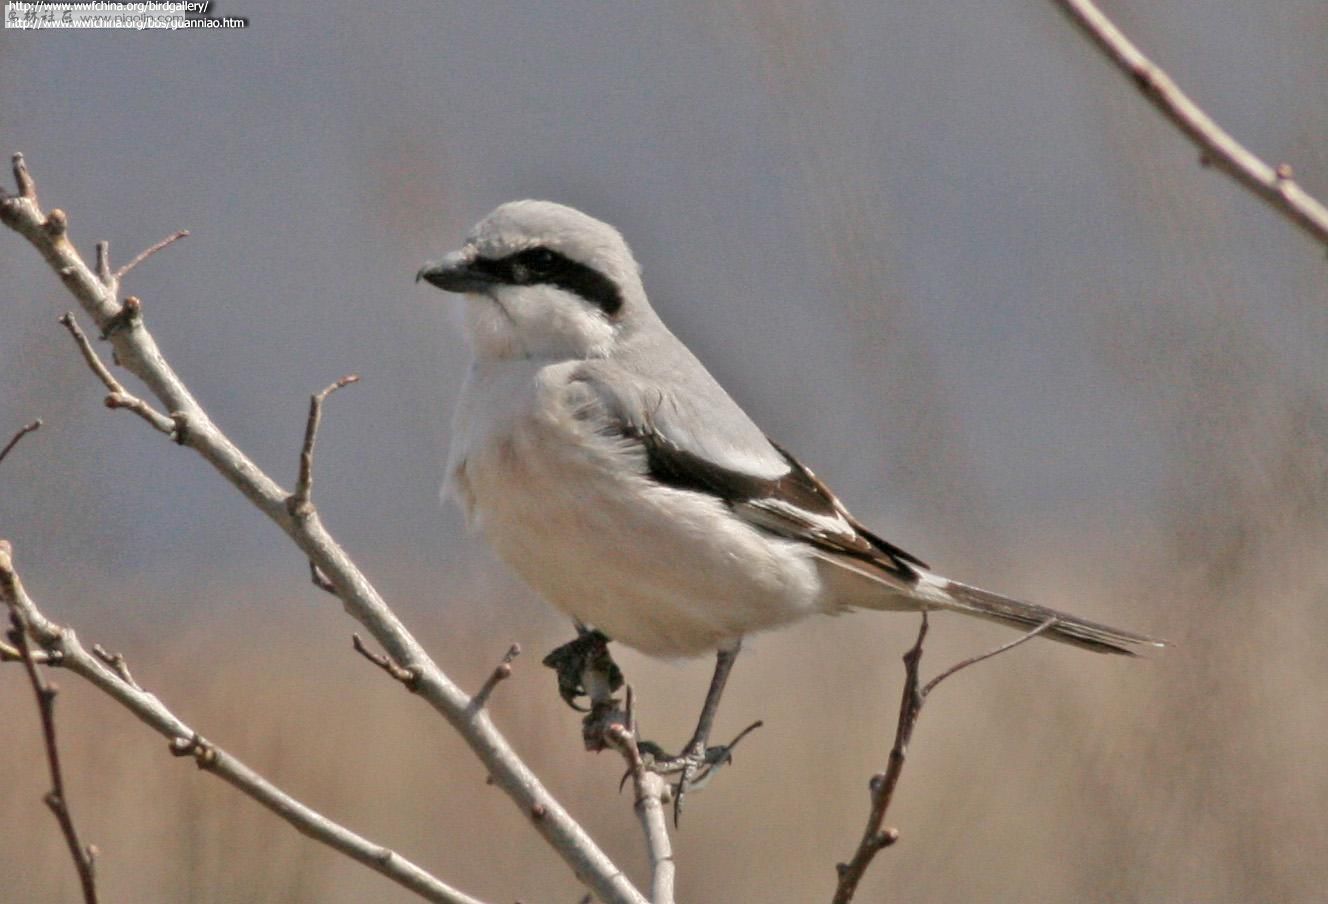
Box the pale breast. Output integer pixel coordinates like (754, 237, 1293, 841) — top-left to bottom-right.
(446, 359, 823, 656)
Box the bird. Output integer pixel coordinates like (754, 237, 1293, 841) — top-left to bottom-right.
(417, 200, 1162, 801)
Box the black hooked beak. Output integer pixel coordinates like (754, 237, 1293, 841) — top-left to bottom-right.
(416, 250, 498, 294)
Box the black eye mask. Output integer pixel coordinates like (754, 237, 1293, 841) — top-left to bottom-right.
(472, 246, 624, 317)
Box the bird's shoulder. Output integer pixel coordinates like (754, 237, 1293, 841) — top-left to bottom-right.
(566, 328, 788, 477)
(563, 355, 927, 582)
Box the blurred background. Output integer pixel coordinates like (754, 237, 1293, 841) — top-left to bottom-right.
(2, 1, 1326, 901)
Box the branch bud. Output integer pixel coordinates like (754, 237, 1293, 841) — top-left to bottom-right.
(43, 208, 67, 237)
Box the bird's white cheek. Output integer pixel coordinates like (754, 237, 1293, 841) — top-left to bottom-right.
(500, 286, 616, 359)
(463, 295, 523, 359)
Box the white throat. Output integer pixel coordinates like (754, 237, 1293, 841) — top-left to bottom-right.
(463, 286, 618, 362)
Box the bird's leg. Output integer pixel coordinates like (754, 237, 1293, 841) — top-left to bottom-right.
(639, 640, 762, 824)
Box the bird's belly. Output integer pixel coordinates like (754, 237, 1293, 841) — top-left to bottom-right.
(456, 414, 822, 657)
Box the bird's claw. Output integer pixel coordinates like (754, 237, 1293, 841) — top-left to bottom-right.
(541, 628, 622, 711)
(635, 720, 764, 824)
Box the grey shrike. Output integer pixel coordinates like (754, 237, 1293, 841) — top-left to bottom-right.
(417, 200, 1162, 788)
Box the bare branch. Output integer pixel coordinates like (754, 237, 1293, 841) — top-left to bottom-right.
(0, 419, 42, 466)
(921, 617, 1057, 697)
(1050, 0, 1328, 250)
(12, 151, 37, 202)
(288, 374, 360, 520)
(832, 615, 1056, 903)
(1, 422, 49, 668)
(58, 313, 176, 436)
(580, 660, 675, 904)
(93, 241, 112, 286)
(1, 638, 55, 663)
(59, 311, 119, 389)
(114, 229, 189, 281)
(0, 542, 489, 904)
(1, 154, 646, 904)
(6, 604, 99, 904)
(606, 701, 675, 904)
(469, 643, 522, 712)
(352, 633, 420, 690)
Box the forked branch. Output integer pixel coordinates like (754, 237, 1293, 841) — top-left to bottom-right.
(584, 664, 675, 904)
(831, 614, 1056, 903)
(0, 542, 487, 904)
(0, 153, 647, 904)
(4, 543, 99, 904)
(0, 422, 90, 897)
(58, 313, 178, 436)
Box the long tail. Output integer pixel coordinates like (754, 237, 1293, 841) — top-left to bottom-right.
(919, 573, 1165, 656)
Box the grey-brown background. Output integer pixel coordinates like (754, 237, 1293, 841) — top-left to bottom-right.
(2, 2, 1326, 901)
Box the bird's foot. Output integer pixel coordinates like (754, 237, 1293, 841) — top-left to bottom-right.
(541, 628, 623, 712)
(637, 719, 763, 824)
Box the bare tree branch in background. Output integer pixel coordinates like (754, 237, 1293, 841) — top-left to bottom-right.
(0, 542, 488, 904)
(58, 312, 179, 436)
(6, 605, 100, 904)
(358, 621, 683, 902)
(290, 374, 361, 519)
(113, 228, 189, 281)
(0, 421, 47, 669)
(1050, 0, 1328, 251)
(831, 614, 1057, 904)
(0, 419, 42, 465)
(0, 153, 649, 904)
(1, 420, 100, 904)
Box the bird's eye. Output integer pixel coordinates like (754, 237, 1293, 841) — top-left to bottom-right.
(522, 247, 558, 273)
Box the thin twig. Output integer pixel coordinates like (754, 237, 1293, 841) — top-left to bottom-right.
(2, 153, 647, 904)
(309, 561, 338, 595)
(6, 606, 99, 904)
(352, 633, 421, 690)
(114, 229, 189, 280)
(0, 419, 42, 466)
(469, 643, 522, 712)
(0, 543, 488, 904)
(1, 638, 55, 663)
(831, 615, 1056, 904)
(94, 241, 112, 286)
(922, 618, 1058, 697)
(59, 312, 119, 389)
(1050, 0, 1328, 250)
(288, 374, 360, 519)
(92, 643, 139, 689)
(605, 688, 675, 904)
(58, 313, 176, 436)
(0, 151, 37, 206)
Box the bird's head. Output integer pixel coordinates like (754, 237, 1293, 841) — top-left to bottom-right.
(418, 201, 650, 361)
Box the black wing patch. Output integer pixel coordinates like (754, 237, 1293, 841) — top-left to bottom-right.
(622, 421, 927, 583)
